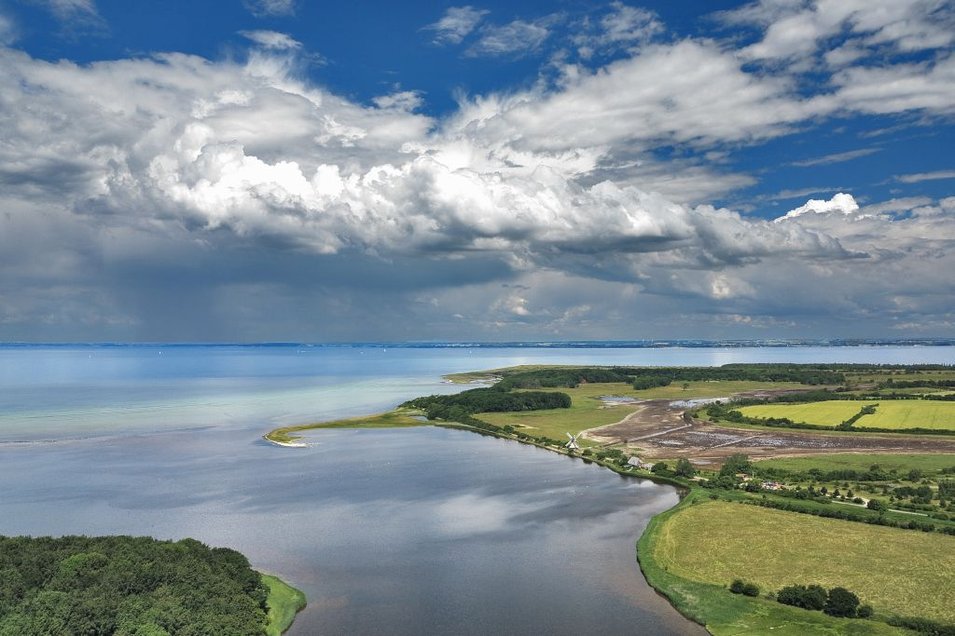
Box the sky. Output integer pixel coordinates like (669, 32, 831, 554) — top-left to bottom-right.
(0, 0, 954, 342)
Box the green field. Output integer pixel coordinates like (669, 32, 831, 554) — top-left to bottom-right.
(739, 401, 866, 426)
(654, 500, 955, 624)
(739, 400, 955, 430)
(262, 574, 307, 636)
(265, 410, 426, 444)
(477, 380, 802, 440)
(638, 493, 905, 636)
(755, 453, 955, 474)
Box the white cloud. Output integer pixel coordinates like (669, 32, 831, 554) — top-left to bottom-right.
(721, 0, 955, 62)
(467, 18, 552, 57)
(244, 0, 295, 17)
(239, 30, 302, 51)
(895, 170, 955, 184)
(776, 193, 860, 221)
(372, 90, 423, 112)
(424, 6, 488, 45)
(2, 11, 955, 339)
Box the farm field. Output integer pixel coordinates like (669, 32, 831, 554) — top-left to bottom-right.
(754, 453, 955, 474)
(738, 401, 866, 426)
(739, 400, 955, 430)
(653, 500, 955, 624)
(478, 380, 801, 440)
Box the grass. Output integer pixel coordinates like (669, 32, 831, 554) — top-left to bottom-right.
(637, 491, 905, 636)
(262, 574, 307, 636)
(265, 410, 426, 444)
(754, 453, 955, 474)
(653, 499, 955, 624)
(738, 400, 955, 430)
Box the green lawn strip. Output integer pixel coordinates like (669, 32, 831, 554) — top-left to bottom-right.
(754, 453, 955, 475)
(265, 410, 426, 444)
(652, 498, 955, 625)
(261, 574, 307, 636)
(637, 491, 905, 636)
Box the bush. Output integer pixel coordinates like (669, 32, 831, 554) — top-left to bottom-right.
(729, 579, 745, 594)
(742, 582, 760, 597)
(777, 584, 827, 611)
(824, 587, 861, 618)
(857, 604, 873, 619)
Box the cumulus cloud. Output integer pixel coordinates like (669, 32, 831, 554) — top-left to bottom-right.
(424, 6, 488, 45)
(775, 193, 860, 221)
(1, 1, 955, 340)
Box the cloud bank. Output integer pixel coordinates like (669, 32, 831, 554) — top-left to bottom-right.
(1, 2, 954, 341)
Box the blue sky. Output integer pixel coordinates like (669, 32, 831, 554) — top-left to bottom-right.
(1, 0, 954, 341)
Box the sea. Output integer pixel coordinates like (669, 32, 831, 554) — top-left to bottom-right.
(1, 343, 952, 635)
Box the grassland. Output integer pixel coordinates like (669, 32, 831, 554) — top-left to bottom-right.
(262, 574, 307, 636)
(738, 400, 955, 430)
(653, 500, 955, 624)
(754, 453, 955, 474)
(638, 492, 906, 636)
(265, 410, 426, 444)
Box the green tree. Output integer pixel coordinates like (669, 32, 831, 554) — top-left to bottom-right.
(824, 587, 860, 618)
(675, 458, 696, 478)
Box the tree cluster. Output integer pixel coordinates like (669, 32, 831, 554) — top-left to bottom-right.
(402, 387, 571, 420)
(0, 535, 269, 636)
(777, 584, 870, 618)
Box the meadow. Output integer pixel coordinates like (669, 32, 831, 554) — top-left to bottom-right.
(265, 410, 426, 444)
(653, 500, 955, 624)
(739, 400, 955, 430)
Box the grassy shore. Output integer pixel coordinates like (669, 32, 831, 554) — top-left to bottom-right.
(264, 410, 426, 445)
(262, 574, 307, 636)
(654, 499, 955, 624)
(637, 492, 908, 635)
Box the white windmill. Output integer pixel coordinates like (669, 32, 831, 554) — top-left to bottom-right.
(565, 432, 581, 451)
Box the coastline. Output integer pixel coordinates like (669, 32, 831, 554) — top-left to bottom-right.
(264, 364, 955, 636)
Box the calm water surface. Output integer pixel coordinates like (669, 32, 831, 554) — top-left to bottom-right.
(1, 345, 952, 634)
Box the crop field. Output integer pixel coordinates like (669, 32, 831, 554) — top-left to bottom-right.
(739, 400, 955, 430)
(738, 401, 866, 426)
(478, 380, 801, 440)
(654, 500, 955, 623)
(755, 453, 955, 474)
